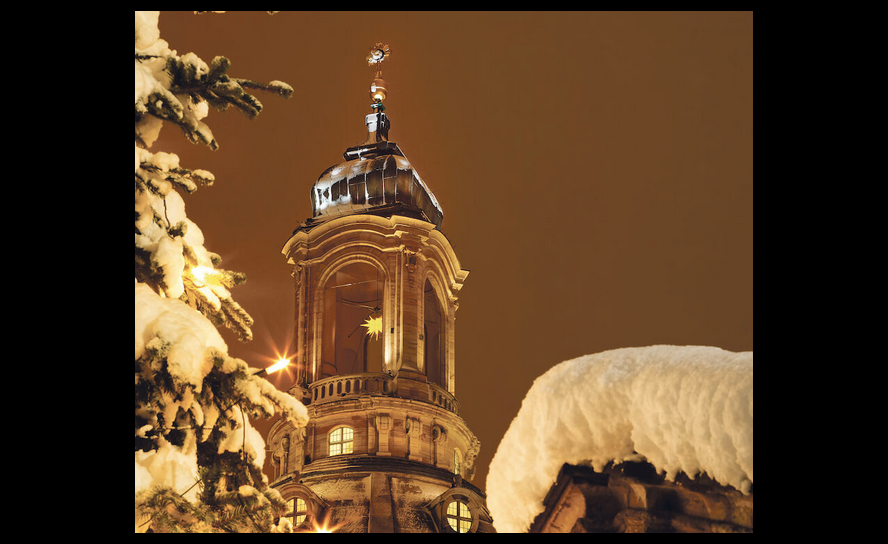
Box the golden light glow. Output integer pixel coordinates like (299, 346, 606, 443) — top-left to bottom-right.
(190, 265, 216, 284)
(305, 514, 342, 533)
(361, 315, 383, 340)
(265, 358, 290, 374)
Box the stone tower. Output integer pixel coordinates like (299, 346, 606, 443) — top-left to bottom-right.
(266, 44, 494, 533)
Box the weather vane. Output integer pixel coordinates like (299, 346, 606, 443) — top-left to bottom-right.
(367, 43, 391, 112)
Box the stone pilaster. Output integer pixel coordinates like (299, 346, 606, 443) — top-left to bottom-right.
(376, 414, 392, 456)
(406, 416, 423, 462)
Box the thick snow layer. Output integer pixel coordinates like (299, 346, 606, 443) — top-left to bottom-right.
(134, 279, 310, 432)
(485, 345, 753, 533)
(134, 281, 226, 391)
(135, 435, 201, 503)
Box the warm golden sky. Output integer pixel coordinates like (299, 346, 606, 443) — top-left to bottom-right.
(153, 11, 753, 491)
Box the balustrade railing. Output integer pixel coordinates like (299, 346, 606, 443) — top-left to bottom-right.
(310, 372, 393, 403)
(308, 372, 460, 414)
(428, 381, 460, 414)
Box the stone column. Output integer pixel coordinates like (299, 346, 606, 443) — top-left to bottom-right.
(398, 244, 422, 372)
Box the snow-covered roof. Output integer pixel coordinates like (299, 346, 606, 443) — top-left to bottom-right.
(485, 345, 753, 533)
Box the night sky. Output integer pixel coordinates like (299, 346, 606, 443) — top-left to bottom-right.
(152, 11, 753, 491)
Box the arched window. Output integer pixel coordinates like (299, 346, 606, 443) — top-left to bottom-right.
(321, 262, 384, 378)
(329, 426, 354, 456)
(423, 278, 444, 386)
(446, 500, 472, 533)
(284, 497, 308, 528)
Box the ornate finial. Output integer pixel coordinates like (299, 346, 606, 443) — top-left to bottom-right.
(367, 43, 391, 68)
(367, 43, 391, 112)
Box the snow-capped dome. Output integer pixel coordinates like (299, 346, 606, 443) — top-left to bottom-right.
(308, 113, 443, 229)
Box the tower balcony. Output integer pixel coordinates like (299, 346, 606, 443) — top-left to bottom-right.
(308, 371, 460, 415)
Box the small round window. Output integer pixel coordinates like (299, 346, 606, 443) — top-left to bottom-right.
(446, 500, 472, 533)
(285, 497, 307, 528)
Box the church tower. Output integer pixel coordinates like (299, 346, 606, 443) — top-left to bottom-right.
(266, 44, 494, 533)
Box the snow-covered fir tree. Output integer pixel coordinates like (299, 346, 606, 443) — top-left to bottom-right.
(134, 11, 308, 533)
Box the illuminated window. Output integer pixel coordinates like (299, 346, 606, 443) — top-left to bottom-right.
(285, 497, 308, 528)
(453, 449, 461, 476)
(446, 500, 472, 533)
(329, 427, 354, 456)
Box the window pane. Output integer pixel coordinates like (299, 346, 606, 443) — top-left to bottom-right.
(295, 514, 306, 526)
(445, 500, 472, 533)
(330, 427, 354, 456)
(296, 498, 306, 512)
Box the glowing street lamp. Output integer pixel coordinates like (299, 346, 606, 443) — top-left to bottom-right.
(267, 358, 291, 374)
(255, 357, 290, 377)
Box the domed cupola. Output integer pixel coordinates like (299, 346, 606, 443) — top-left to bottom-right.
(307, 46, 443, 230)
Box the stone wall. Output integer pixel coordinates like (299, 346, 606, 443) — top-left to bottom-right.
(530, 462, 752, 533)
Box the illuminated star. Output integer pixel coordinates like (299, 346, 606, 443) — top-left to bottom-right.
(361, 315, 383, 340)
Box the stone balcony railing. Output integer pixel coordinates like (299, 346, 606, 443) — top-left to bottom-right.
(310, 372, 393, 403)
(309, 372, 460, 415)
(428, 382, 460, 414)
